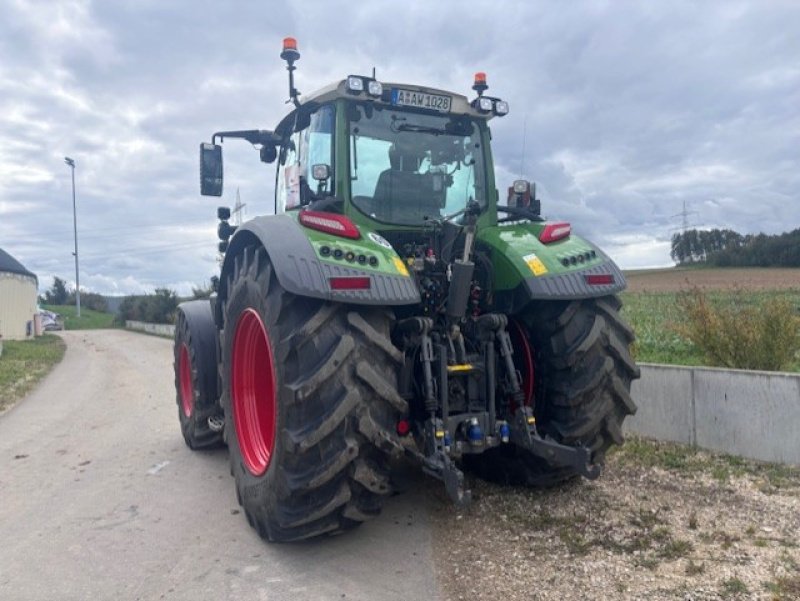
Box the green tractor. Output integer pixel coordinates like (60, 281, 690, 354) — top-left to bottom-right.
(173, 38, 639, 542)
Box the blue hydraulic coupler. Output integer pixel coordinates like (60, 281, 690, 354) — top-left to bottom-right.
(467, 418, 483, 445)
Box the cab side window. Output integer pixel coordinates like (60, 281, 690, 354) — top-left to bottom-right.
(276, 104, 334, 213)
(276, 131, 301, 213)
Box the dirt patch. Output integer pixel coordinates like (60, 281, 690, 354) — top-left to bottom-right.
(624, 268, 800, 293)
(430, 438, 800, 600)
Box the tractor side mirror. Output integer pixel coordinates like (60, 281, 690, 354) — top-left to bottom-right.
(200, 143, 223, 196)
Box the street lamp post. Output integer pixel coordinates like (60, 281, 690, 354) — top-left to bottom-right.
(64, 157, 80, 318)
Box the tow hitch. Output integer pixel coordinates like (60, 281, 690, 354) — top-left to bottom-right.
(509, 407, 602, 480)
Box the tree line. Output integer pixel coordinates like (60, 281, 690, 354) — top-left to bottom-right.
(671, 228, 800, 267)
(40, 276, 108, 312)
(41, 276, 218, 324)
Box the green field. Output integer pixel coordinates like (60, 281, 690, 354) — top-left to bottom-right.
(42, 304, 117, 330)
(621, 290, 800, 372)
(0, 334, 66, 411)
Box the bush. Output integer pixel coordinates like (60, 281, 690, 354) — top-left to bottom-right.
(115, 288, 178, 325)
(66, 291, 108, 312)
(673, 287, 800, 371)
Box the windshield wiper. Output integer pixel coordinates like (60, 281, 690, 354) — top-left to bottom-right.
(393, 123, 447, 135)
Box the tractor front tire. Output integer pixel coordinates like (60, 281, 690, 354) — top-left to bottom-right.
(173, 301, 225, 450)
(220, 246, 407, 542)
(467, 295, 639, 487)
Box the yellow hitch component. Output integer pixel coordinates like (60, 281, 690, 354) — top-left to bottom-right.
(446, 364, 474, 373)
(526, 416, 536, 425)
(435, 430, 445, 439)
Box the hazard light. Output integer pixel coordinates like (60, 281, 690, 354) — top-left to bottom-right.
(280, 37, 299, 62)
(473, 72, 488, 94)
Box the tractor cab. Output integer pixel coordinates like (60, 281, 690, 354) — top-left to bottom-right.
(200, 38, 514, 235)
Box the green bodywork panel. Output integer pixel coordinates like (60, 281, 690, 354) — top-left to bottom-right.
(477, 223, 605, 290)
(286, 211, 410, 277)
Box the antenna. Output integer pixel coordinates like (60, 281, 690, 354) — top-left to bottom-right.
(372, 66, 376, 79)
(519, 113, 528, 179)
(232, 188, 247, 226)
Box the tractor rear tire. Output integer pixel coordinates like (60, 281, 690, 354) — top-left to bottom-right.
(466, 295, 639, 487)
(220, 246, 407, 542)
(173, 301, 225, 450)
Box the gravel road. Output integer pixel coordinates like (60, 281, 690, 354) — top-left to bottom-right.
(0, 330, 439, 601)
(3, 330, 797, 601)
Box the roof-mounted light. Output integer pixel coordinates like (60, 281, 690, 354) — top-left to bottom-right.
(476, 96, 493, 113)
(280, 37, 300, 63)
(367, 80, 383, 97)
(494, 100, 509, 116)
(513, 180, 530, 194)
(473, 72, 488, 95)
(346, 76, 364, 94)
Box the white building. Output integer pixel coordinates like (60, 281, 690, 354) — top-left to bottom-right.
(0, 248, 38, 340)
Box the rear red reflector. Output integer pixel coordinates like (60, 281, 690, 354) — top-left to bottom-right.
(329, 276, 371, 290)
(396, 419, 411, 436)
(585, 274, 614, 286)
(299, 210, 361, 239)
(538, 222, 571, 244)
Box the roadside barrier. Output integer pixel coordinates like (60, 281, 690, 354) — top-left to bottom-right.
(125, 320, 175, 338)
(627, 364, 800, 465)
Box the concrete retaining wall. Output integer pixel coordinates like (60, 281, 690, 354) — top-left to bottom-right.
(125, 320, 175, 338)
(628, 363, 800, 466)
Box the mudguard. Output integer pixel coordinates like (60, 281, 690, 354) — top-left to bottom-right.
(477, 222, 627, 313)
(217, 214, 419, 325)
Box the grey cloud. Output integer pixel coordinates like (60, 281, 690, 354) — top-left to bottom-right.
(1, 0, 798, 293)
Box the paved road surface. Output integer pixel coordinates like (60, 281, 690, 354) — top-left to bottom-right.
(0, 330, 440, 601)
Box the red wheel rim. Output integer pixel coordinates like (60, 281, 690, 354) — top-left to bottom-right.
(179, 343, 194, 417)
(231, 308, 277, 476)
(509, 319, 535, 408)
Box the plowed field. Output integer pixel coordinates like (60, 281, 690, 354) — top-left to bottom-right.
(624, 267, 800, 293)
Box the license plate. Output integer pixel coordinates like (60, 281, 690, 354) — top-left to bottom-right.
(391, 88, 451, 112)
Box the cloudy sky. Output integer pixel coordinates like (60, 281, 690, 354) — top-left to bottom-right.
(1, 0, 798, 296)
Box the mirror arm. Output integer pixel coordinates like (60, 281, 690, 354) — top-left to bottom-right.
(212, 130, 280, 146)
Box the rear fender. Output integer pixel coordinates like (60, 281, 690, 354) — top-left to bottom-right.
(477, 223, 626, 313)
(216, 214, 419, 326)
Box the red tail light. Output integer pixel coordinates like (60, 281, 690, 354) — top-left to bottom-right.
(538, 222, 571, 244)
(396, 419, 411, 436)
(329, 276, 371, 290)
(585, 274, 614, 286)
(299, 210, 360, 239)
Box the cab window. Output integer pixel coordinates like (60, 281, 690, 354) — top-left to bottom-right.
(276, 104, 334, 212)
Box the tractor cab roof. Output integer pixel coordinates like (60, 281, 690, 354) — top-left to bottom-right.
(275, 76, 506, 137)
(303, 78, 488, 118)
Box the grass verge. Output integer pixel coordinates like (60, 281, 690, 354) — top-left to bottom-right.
(42, 304, 116, 330)
(0, 334, 66, 412)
